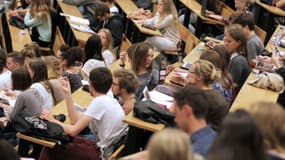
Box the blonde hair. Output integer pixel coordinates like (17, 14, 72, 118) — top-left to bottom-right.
(30, 0, 50, 23)
(98, 28, 114, 52)
(147, 128, 193, 160)
(21, 42, 40, 58)
(158, 0, 179, 25)
(193, 60, 221, 85)
(247, 102, 285, 154)
(41, 56, 62, 79)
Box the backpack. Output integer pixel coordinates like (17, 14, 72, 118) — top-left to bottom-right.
(133, 100, 176, 127)
(12, 115, 71, 144)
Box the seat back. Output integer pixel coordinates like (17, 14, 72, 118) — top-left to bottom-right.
(255, 26, 267, 43)
(117, 34, 132, 58)
(53, 27, 66, 53)
(178, 23, 200, 54)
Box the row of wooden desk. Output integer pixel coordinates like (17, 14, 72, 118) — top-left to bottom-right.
(254, 0, 285, 43)
(115, 0, 162, 42)
(53, 0, 90, 46)
(1, 12, 32, 52)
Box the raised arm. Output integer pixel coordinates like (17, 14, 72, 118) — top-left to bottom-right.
(61, 78, 83, 124)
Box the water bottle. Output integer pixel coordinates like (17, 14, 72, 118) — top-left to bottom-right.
(159, 57, 167, 83)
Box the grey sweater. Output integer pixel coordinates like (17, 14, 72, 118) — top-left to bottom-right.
(246, 33, 264, 61)
(228, 53, 250, 92)
(9, 89, 42, 121)
(144, 13, 180, 44)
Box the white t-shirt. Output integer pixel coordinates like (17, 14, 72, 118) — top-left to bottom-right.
(82, 59, 106, 77)
(110, 6, 119, 14)
(82, 50, 115, 77)
(31, 82, 54, 110)
(84, 95, 127, 149)
(102, 49, 115, 66)
(0, 70, 11, 90)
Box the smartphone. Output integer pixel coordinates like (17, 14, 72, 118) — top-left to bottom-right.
(0, 108, 5, 117)
(180, 62, 192, 70)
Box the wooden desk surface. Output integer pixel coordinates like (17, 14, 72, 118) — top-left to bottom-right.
(123, 112, 165, 132)
(6, 13, 32, 52)
(116, 0, 162, 36)
(165, 42, 206, 83)
(183, 42, 208, 63)
(230, 72, 279, 112)
(56, 0, 91, 42)
(265, 25, 285, 52)
(50, 88, 93, 123)
(179, 0, 224, 25)
(256, 1, 285, 17)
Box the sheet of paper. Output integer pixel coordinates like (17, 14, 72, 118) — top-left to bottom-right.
(70, 24, 95, 34)
(148, 90, 173, 109)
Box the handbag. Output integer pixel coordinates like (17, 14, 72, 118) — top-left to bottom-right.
(133, 100, 175, 126)
(248, 72, 285, 93)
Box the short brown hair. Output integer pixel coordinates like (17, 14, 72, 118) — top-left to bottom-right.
(173, 85, 208, 118)
(89, 67, 113, 94)
(230, 11, 255, 31)
(113, 69, 139, 93)
(7, 52, 25, 66)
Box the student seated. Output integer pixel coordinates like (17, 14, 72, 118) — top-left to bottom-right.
(173, 85, 217, 157)
(0, 49, 12, 90)
(172, 60, 228, 129)
(92, 3, 124, 47)
(24, 0, 53, 47)
(208, 110, 267, 160)
(41, 56, 65, 104)
(230, 11, 264, 62)
(82, 33, 115, 77)
(41, 67, 128, 160)
(200, 49, 234, 104)
(0, 67, 43, 158)
(27, 59, 54, 110)
(141, 0, 180, 52)
(9, 0, 32, 21)
(129, 42, 159, 100)
(223, 24, 250, 93)
(112, 69, 139, 115)
(247, 102, 285, 160)
(6, 52, 25, 72)
(147, 128, 202, 160)
(21, 42, 41, 65)
(60, 47, 84, 93)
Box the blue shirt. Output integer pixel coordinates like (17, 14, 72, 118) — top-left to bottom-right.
(212, 81, 233, 104)
(190, 125, 217, 157)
